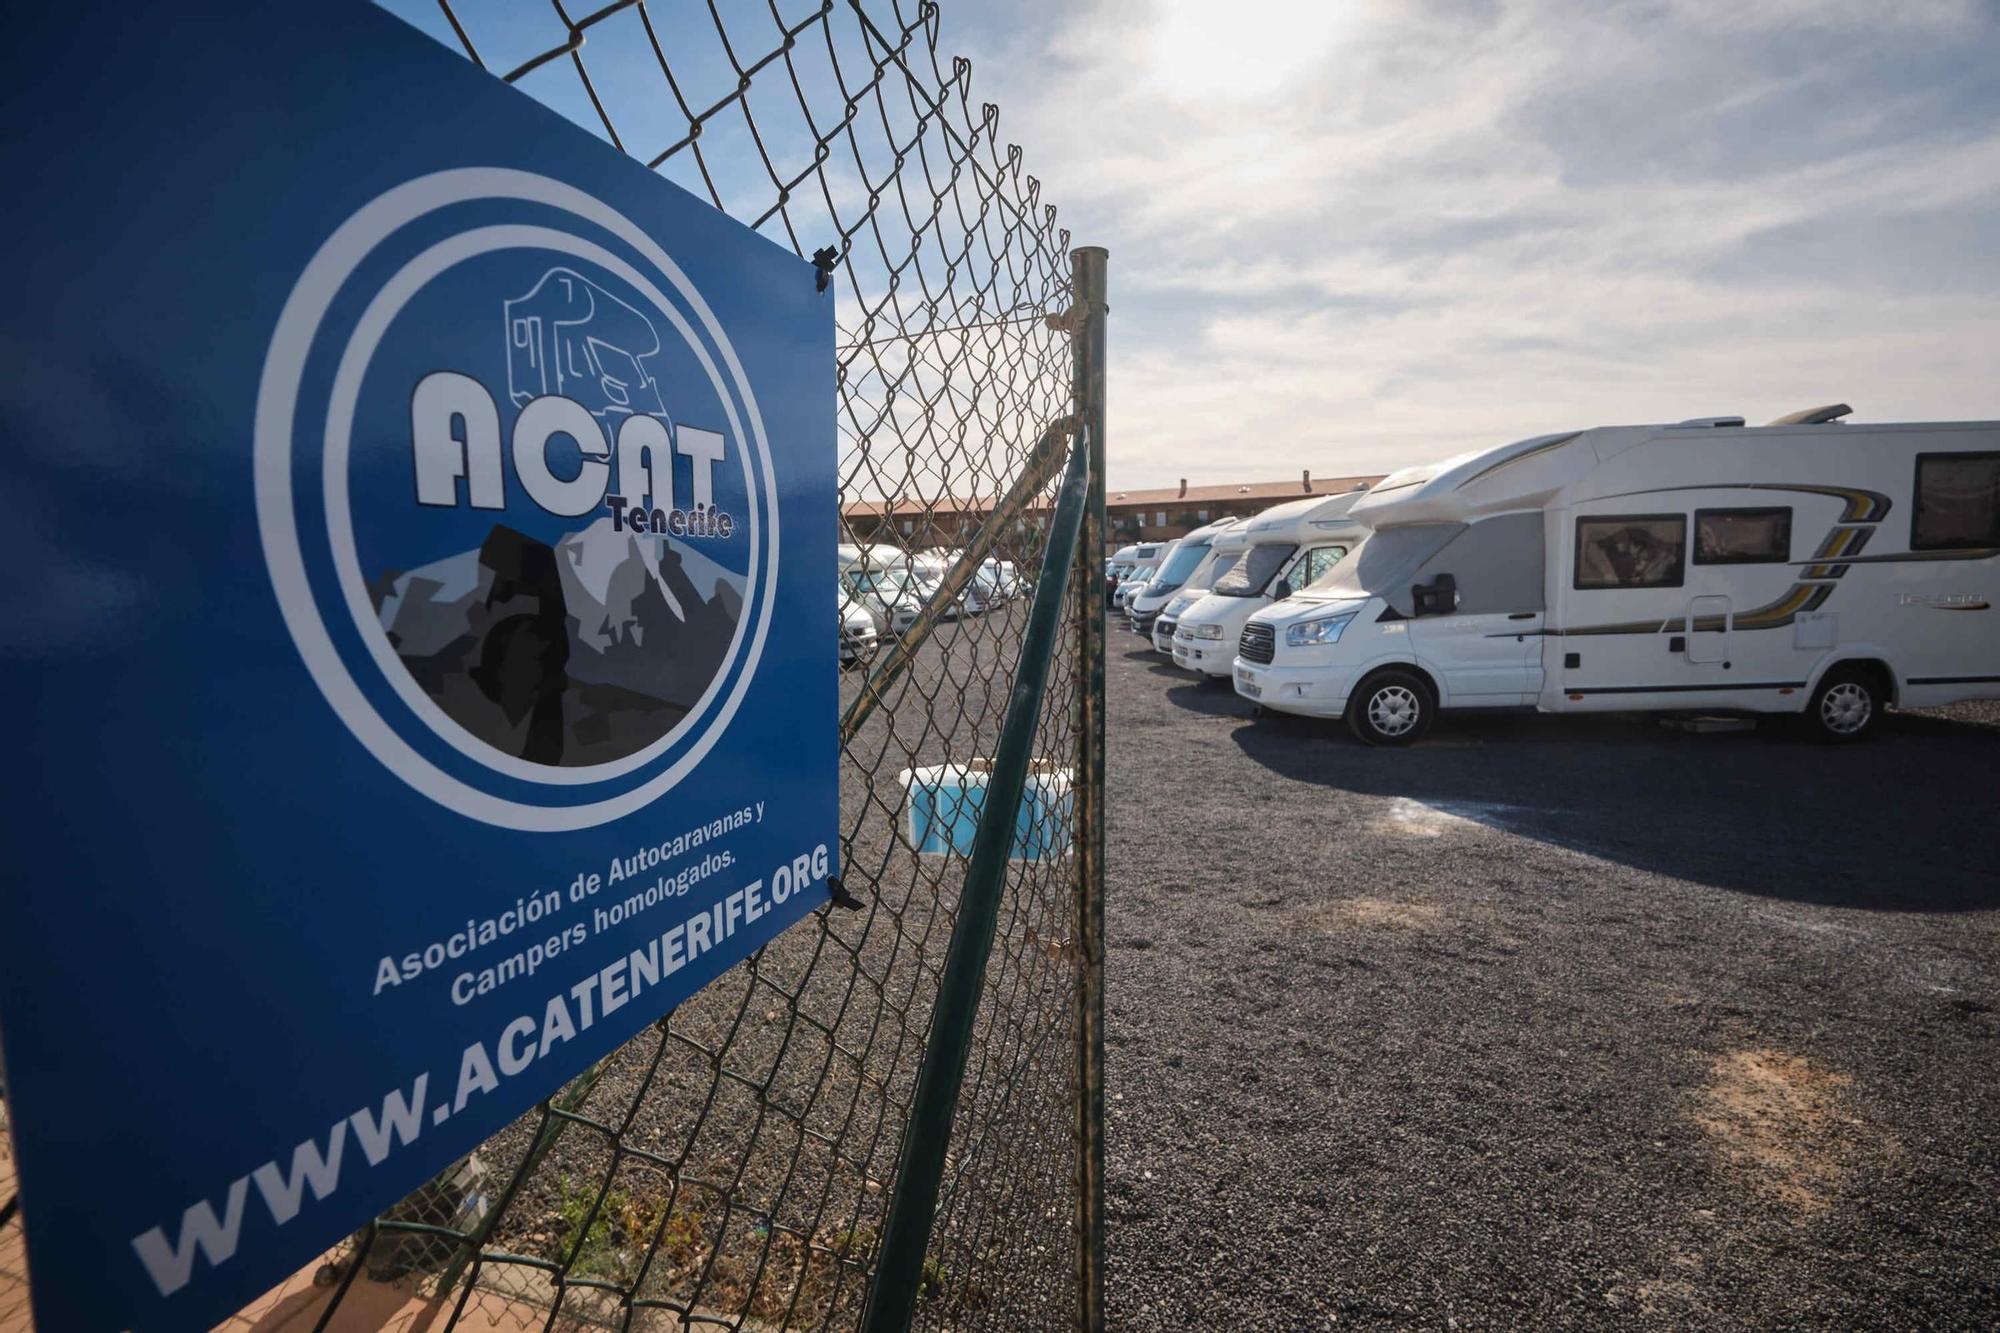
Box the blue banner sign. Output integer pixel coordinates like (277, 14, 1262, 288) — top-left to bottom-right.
(0, 5, 836, 1329)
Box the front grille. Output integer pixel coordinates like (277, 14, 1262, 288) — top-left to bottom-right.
(1130, 610, 1157, 634)
(1239, 622, 1275, 665)
(1155, 617, 1176, 640)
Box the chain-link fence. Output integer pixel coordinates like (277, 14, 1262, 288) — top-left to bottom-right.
(0, 2, 1101, 1330)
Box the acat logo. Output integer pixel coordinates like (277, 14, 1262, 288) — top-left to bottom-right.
(412, 269, 735, 539)
(410, 371, 735, 538)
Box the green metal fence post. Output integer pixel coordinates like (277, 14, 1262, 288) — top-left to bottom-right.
(859, 432, 1093, 1333)
(1070, 246, 1109, 1333)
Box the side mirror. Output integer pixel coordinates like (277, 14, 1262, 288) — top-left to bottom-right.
(1273, 578, 1294, 601)
(1412, 572, 1458, 616)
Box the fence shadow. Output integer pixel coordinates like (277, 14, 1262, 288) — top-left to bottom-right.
(1229, 706, 2000, 912)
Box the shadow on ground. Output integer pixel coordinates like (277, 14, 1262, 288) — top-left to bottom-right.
(1234, 698, 1998, 910)
(1121, 643, 1999, 911)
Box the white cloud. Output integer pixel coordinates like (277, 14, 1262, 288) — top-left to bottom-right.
(949, 0, 2000, 485)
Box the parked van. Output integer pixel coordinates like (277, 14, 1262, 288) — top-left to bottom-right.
(1234, 406, 2000, 744)
(1128, 521, 1231, 637)
(1104, 540, 1168, 608)
(1172, 493, 1367, 678)
(1104, 545, 1144, 606)
(1151, 520, 1248, 653)
(1112, 543, 1168, 611)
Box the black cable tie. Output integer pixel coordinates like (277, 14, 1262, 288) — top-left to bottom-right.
(811, 245, 839, 293)
(825, 875, 865, 911)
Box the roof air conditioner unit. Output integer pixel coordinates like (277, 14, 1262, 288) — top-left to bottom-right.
(1765, 403, 1852, 426)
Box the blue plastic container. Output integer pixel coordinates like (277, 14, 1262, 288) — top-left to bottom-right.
(900, 761, 1075, 861)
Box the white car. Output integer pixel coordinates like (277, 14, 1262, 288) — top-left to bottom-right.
(838, 591, 878, 667)
(842, 565, 926, 637)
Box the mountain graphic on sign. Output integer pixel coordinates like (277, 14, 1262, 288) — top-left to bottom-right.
(373, 517, 744, 767)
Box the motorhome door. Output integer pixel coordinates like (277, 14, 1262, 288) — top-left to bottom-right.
(1686, 594, 1731, 664)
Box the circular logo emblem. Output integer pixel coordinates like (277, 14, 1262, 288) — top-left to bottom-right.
(256, 169, 779, 831)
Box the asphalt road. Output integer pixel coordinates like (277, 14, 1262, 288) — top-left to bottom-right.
(1099, 632, 2000, 1329)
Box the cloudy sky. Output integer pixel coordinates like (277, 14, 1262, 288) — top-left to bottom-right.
(940, 0, 2000, 487)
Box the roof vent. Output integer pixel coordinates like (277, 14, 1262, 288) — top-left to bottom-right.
(1670, 416, 1746, 428)
(1765, 403, 1852, 426)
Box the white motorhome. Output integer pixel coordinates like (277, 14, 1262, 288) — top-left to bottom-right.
(1171, 492, 1368, 678)
(837, 589, 879, 667)
(1112, 542, 1168, 611)
(1234, 406, 2000, 744)
(1128, 519, 1235, 638)
(1104, 543, 1162, 607)
(1151, 520, 1248, 653)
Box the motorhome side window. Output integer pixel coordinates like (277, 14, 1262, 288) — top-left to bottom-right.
(1574, 514, 1685, 589)
(1694, 507, 1791, 564)
(1911, 452, 2000, 551)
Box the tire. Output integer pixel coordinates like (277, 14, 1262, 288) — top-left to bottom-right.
(1346, 669, 1435, 746)
(1805, 664, 1883, 743)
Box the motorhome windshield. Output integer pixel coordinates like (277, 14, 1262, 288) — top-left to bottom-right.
(1212, 542, 1297, 597)
(1148, 541, 1210, 591)
(1303, 523, 1464, 599)
(1205, 551, 1242, 584)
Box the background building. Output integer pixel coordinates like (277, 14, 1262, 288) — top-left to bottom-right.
(1103, 471, 1383, 546)
(843, 471, 1387, 554)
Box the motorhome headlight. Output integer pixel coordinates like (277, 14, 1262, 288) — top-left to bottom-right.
(1190, 622, 1225, 640)
(1285, 610, 1357, 647)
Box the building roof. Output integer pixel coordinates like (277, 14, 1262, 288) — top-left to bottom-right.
(1106, 473, 1384, 508)
(842, 495, 1008, 519)
(842, 473, 1387, 519)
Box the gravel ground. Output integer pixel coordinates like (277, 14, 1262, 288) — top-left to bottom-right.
(1100, 636, 2000, 1330)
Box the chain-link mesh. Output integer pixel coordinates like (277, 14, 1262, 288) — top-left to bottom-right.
(0, 2, 1090, 1330)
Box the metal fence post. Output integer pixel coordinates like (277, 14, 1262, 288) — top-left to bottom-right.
(1070, 245, 1109, 1333)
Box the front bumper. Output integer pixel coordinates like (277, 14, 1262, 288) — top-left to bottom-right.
(1232, 659, 1356, 717)
(1151, 616, 1178, 654)
(1170, 631, 1234, 677)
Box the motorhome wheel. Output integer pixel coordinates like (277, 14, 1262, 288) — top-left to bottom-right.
(1806, 665, 1883, 743)
(1348, 669, 1434, 746)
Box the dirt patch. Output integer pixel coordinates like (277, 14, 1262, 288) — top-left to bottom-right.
(1691, 1049, 1890, 1212)
(1300, 897, 1447, 932)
